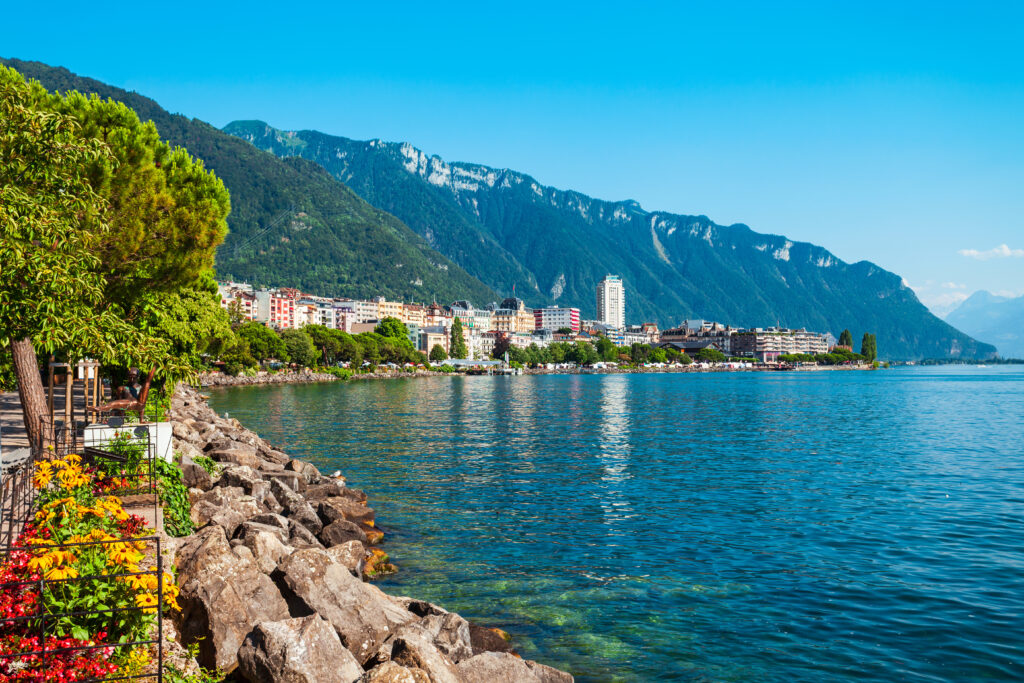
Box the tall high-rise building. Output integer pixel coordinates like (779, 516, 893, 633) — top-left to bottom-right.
(596, 275, 625, 329)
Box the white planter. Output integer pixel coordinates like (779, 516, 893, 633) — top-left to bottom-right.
(82, 422, 173, 463)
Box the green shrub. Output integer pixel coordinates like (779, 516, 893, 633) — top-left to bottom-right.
(157, 457, 195, 537)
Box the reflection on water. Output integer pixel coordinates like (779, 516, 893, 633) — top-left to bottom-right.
(210, 367, 1024, 682)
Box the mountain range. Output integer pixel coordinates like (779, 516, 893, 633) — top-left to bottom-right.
(1, 57, 997, 360)
(945, 291, 1024, 358)
(224, 120, 994, 360)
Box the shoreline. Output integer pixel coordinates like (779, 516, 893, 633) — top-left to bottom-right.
(168, 384, 573, 681)
(199, 363, 872, 388)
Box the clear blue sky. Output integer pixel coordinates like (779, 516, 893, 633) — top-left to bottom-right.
(5, 1, 1023, 315)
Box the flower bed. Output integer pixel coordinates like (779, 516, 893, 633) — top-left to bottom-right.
(0, 454, 181, 681)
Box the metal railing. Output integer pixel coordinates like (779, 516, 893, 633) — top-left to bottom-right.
(0, 536, 165, 682)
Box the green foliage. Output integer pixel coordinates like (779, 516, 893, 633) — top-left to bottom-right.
(595, 336, 618, 362)
(237, 322, 287, 362)
(678, 352, 693, 365)
(648, 347, 668, 363)
(450, 318, 468, 359)
(164, 642, 227, 683)
(323, 366, 354, 379)
(696, 348, 727, 363)
(192, 455, 221, 476)
(280, 328, 319, 367)
(156, 457, 195, 537)
(0, 66, 165, 370)
(838, 329, 853, 347)
(375, 317, 409, 341)
(860, 332, 878, 361)
(429, 344, 448, 362)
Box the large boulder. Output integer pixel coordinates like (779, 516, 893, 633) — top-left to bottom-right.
(209, 446, 262, 471)
(319, 519, 368, 548)
(276, 548, 415, 664)
(456, 652, 543, 683)
(360, 662, 431, 683)
(218, 465, 272, 508)
(525, 660, 575, 683)
(327, 540, 367, 578)
(190, 487, 260, 537)
(180, 452, 213, 491)
(237, 615, 363, 683)
(244, 531, 294, 575)
(175, 526, 289, 673)
(270, 478, 322, 534)
(318, 497, 375, 528)
(386, 626, 463, 683)
(264, 470, 306, 492)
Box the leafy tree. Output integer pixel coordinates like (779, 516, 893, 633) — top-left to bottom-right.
(334, 331, 364, 367)
(630, 343, 650, 364)
(304, 324, 342, 364)
(648, 347, 668, 363)
(839, 329, 853, 347)
(226, 300, 247, 330)
(221, 338, 257, 376)
(429, 344, 448, 362)
(375, 317, 409, 342)
(0, 66, 167, 444)
(678, 352, 693, 365)
(237, 322, 287, 362)
(696, 347, 726, 363)
(450, 318, 468, 359)
(491, 334, 512, 360)
(280, 329, 318, 368)
(860, 332, 877, 361)
(595, 336, 618, 362)
(555, 327, 573, 335)
(568, 341, 598, 366)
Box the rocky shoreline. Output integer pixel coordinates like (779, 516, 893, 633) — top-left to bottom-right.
(168, 384, 572, 682)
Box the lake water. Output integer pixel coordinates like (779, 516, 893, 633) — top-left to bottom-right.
(209, 367, 1024, 682)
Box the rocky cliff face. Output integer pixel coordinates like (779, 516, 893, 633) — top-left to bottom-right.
(226, 121, 996, 360)
(167, 385, 572, 682)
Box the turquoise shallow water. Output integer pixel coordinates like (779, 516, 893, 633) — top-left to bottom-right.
(209, 367, 1024, 682)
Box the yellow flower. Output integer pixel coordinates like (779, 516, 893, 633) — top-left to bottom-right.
(134, 592, 159, 612)
(63, 453, 82, 465)
(125, 573, 158, 592)
(44, 565, 79, 581)
(107, 542, 143, 568)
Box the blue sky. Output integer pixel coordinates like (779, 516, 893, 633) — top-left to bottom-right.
(4, 1, 1023, 315)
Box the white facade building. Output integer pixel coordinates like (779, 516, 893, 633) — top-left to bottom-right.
(596, 275, 625, 329)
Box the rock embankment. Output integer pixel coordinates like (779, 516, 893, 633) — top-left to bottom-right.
(168, 384, 573, 683)
(199, 371, 339, 387)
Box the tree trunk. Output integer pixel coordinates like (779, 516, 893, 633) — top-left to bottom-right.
(11, 337, 46, 452)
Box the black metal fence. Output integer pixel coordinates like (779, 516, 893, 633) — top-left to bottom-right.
(0, 536, 165, 682)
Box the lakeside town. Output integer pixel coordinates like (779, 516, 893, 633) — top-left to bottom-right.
(217, 274, 871, 370)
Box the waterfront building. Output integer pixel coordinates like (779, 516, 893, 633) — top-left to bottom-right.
(218, 283, 258, 320)
(660, 322, 736, 354)
(425, 302, 453, 329)
(534, 306, 581, 333)
(419, 326, 450, 355)
(731, 327, 830, 362)
(254, 289, 295, 329)
(596, 275, 625, 328)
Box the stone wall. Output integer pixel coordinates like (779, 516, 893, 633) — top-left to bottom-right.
(168, 384, 573, 682)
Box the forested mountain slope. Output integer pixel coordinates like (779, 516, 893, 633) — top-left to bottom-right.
(225, 120, 995, 360)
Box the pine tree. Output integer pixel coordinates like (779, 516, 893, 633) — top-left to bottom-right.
(450, 318, 468, 359)
(839, 329, 853, 347)
(860, 332, 877, 361)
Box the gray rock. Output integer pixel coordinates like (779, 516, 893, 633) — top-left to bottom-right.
(326, 540, 366, 578)
(264, 470, 307, 493)
(270, 478, 322, 535)
(304, 481, 347, 500)
(287, 519, 324, 550)
(276, 548, 415, 665)
(525, 660, 575, 683)
(456, 652, 543, 683)
(245, 530, 294, 574)
(387, 626, 463, 683)
(190, 487, 260, 537)
(317, 497, 375, 527)
(175, 526, 289, 673)
(209, 447, 262, 470)
(218, 465, 272, 507)
(319, 519, 368, 548)
(180, 453, 213, 491)
(359, 662, 431, 683)
(237, 615, 363, 683)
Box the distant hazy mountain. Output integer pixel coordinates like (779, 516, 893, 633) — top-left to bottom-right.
(1, 58, 497, 305)
(224, 120, 994, 360)
(946, 291, 1024, 358)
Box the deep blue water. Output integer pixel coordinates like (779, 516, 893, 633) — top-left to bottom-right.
(209, 367, 1024, 682)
